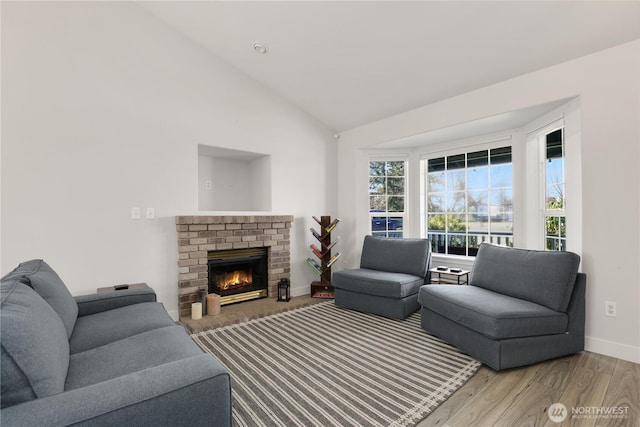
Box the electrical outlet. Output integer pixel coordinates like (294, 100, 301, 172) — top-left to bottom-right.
(605, 301, 616, 317)
(146, 207, 155, 219)
(205, 180, 212, 190)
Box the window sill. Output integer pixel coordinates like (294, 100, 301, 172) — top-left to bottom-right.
(431, 254, 475, 270)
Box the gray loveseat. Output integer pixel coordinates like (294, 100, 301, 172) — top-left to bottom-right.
(418, 243, 585, 371)
(332, 236, 431, 319)
(1, 259, 231, 426)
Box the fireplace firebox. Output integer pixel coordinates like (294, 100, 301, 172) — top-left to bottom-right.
(208, 247, 268, 305)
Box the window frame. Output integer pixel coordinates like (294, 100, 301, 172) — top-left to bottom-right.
(529, 120, 568, 251)
(368, 156, 408, 238)
(420, 139, 514, 258)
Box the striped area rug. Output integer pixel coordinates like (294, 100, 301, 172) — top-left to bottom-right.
(191, 301, 480, 427)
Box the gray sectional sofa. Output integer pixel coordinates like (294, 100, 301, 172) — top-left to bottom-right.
(1, 259, 231, 426)
(332, 235, 431, 319)
(418, 243, 585, 370)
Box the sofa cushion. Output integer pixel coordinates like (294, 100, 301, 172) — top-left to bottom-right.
(69, 302, 176, 354)
(470, 243, 580, 312)
(65, 325, 203, 390)
(2, 259, 78, 338)
(360, 236, 431, 278)
(333, 268, 424, 298)
(1, 279, 69, 408)
(418, 285, 568, 340)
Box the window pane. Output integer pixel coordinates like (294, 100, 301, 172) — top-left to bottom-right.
(467, 150, 488, 168)
(388, 217, 404, 231)
(447, 192, 466, 213)
(491, 218, 513, 236)
(491, 189, 513, 210)
(386, 161, 405, 176)
(545, 215, 560, 237)
(490, 163, 512, 188)
(370, 196, 386, 211)
(490, 146, 512, 164)
(468, 219, 488, 234)
(447, 234, 467, 256)
(447, 170, 465, 191)
(428, 214, 446, 231)
(429, 233, 446, 254)
(546, 237, 566, 252)
(369, 177, 385, 195)
(468, 235, 483, 256)
(546, 182, 565, 208)
(446, 214, 466, 232)
(388, 196, 404, 212)
(428, 193, 445, 213)
(371, 216, 387, 231)
(428, 157, 445, 173)
(428, 171, 445, 193)
(387, 177, 404, 195)
(369, 161, 386, 176)
(468, 166, 488, 190)
(467, 190, 488, 216)
(447, 154, 465, 170)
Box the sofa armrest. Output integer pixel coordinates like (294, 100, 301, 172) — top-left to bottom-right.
(567, 272, 586, 338)
(0, 354, 232, 427)
(75, 288, 157, 317)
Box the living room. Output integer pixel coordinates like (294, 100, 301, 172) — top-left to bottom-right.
(2, 1, 639, 425)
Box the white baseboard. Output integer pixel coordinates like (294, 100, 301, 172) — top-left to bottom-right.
(585, 336, 640, 364)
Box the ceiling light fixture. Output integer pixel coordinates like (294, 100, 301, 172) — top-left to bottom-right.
(253, 43, 268, 55)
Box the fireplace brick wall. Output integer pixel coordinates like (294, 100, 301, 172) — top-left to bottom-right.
(175, 215, 293, 318)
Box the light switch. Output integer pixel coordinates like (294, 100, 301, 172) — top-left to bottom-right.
(146, 207, 155, 220)
(131, 207, 141, 219)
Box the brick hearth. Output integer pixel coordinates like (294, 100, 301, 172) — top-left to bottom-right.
(175, 215, 293, 319)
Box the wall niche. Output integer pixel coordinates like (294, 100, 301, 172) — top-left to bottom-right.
(198, 145, 271, 212)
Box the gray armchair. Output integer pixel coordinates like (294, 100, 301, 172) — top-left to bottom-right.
(418, 243, 585, 370)
(332, 236, 431, 319)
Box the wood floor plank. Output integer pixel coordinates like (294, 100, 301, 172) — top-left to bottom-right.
(597, 359, 640, 427)
(532, 354, 578, 391)
(416, 366, 496, 427)
(440, 364, 540, 427)
(493, 380, 560, 427)
(542, 365, 611, 427)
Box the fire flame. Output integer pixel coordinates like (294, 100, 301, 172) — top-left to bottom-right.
(219, 269, 252, 290)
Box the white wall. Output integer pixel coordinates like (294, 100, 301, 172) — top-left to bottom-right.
(1, 2, 337, 317)
(198, 155, 270, 212)
(337, 40, 640, 363)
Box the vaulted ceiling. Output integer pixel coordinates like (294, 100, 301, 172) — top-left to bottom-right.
(139, 1, 640, 133)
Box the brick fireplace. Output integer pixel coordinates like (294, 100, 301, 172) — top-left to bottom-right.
(175, 215, 293, 319)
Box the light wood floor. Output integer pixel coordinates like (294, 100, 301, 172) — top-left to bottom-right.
(418, 351, 640, 427)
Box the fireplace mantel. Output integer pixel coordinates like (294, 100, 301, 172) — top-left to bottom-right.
(175, 215, 293, 319)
